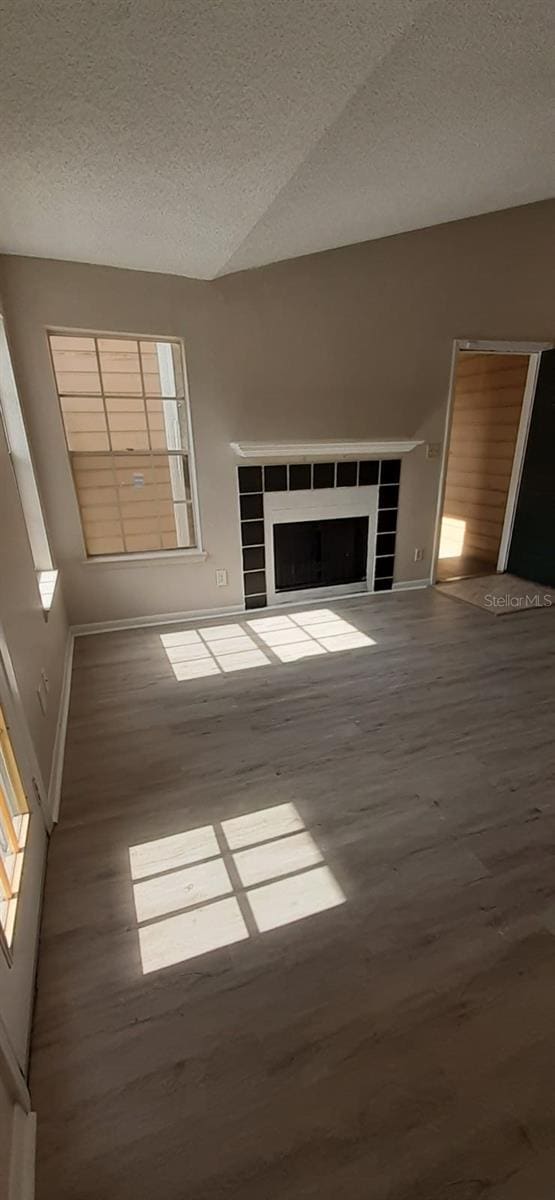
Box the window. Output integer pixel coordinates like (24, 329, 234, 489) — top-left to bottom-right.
(0, 318, 57, 610)
(48, 333, 199, 557)
(0, 705, 29, 952)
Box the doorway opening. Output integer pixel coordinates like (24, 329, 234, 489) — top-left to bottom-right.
(434, 346, 541, 584)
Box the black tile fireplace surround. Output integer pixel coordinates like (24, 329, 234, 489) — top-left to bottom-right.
(238, 459, 401, 610)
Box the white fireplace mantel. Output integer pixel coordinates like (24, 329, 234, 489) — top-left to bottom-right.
(230, 440, 423, 459)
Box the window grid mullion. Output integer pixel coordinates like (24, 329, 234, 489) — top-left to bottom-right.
(92, 336, 113, 452)
(0, 854, 13, 901)
(93, 336, 129, 552)
(138, 346, 164, 551)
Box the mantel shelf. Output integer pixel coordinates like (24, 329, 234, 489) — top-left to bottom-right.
(230, 440, 423, 460)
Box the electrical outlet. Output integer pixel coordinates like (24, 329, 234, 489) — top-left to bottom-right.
(426, 443, 441, 459)
(414, 547, 424, 562)
(215, 568, 228, 587)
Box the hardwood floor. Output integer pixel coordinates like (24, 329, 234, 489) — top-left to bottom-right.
(31, 589, 555, 1199)
(436, 552, 496, 582)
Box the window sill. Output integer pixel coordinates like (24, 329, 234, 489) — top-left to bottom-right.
(81, 549, 208, 567)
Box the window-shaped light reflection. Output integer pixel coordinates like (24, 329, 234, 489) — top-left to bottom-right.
(160, 609, 376, 682)
(248, 611, 375, 660)
(218, 648, 269, 672)
(438, 516, 466, 559)
(133, 857, 233, 923)
(318, 630, 373, 652)
(139, 897, 249, 974)
(221, 802, 304, 849)
(130, 803, 345, 975)
(233, 830, 323, 887)
(272, 640, 327, 663)
(247, 865, 345, 933)
(200, 624, 249, 643)
(38, 569, 58, 611)
(129, 825, 219, 880)
(160, 623, 270, 678)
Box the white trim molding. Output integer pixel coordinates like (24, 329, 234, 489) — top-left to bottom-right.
(48, 633, 74, 824)
(496, 353, 541, 572)
(458, 339, 553, 354)
(81, 549, 208, 568)
(230, 440, 423, 459)
(70, 586, 422, 641)
(72, 603, 243, 638)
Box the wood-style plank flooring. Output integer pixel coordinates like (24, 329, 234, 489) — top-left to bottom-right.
(31, 589, 555, 1199)
(436, 552, 496, 582)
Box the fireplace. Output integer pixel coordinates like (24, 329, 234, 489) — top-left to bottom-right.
(237, 458, 401, 609)
(274, 516, 369, 592)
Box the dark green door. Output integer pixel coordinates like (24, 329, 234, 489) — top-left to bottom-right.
(508, 349, 555, 587)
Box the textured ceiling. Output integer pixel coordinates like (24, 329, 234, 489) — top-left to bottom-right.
(1, 0, 553, 280)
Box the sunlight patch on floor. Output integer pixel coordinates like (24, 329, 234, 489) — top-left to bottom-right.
(161, 609, 376, 678)
(221, 801, 304, 849)
(248, 609, 374, 662)
(138, 897, 249, 973)
(161, 624, 269, 679)
(130, 802, 345, 974)
(248, 866, 345, 933)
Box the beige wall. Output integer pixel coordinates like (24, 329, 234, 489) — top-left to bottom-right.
(0, 199, 554, 626)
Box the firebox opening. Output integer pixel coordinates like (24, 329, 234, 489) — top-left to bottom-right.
(274, 516, 369, 593)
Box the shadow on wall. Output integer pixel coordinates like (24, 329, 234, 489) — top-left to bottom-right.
(160, 608, 376, 679)
(129, 802, 346, 974)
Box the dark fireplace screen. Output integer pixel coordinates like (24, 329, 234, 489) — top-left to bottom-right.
(274, 517, 369, 592)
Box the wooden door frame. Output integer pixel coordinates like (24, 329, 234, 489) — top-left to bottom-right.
(429, 339, 554, 585)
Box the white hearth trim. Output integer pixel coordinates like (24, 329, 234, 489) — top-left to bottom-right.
(264, 486, 378, 607)
(231, 440, 422, 459)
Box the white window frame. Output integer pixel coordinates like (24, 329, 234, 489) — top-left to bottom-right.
(0, 700, 30, 960)
(0, 318, 58, 612)
(47, 328, 203, 563)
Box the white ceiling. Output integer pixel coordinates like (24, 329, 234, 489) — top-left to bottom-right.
(1, 0, 553, 280)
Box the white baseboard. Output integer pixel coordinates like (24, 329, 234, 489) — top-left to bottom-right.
(9, 1106, 36, 1200)
(71, 584, 436, 641)
(71, 603, 243, 638)
(47, 633, 74, 825)
(392, 579, 430, 591)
